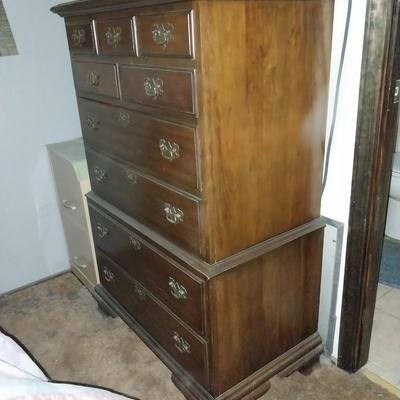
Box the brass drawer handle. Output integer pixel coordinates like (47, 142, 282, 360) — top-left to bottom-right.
(93, 166, 107, 183)
(86, 71, 100, 87)
(124, 168, 137, 186)
(133, 282, 148, 301)
(169, 277, 188, 300)
(103, 266, 115, 282)
(144, 77, 164, 100)
(72, 28, 86, 47)
(105, 26, 122, 48)
(129, 236, 141, 252)
(172, 331, 191, 354)
(96, 222, 109, 239)
(163, 203, 184, 224)
(159, 139, 180, 162)
(117, 111, 130, 127)
(152, 23, 174, 49)
(86, 116, 100, 130)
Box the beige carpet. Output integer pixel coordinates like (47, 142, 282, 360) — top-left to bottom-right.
(0, 273, 397, 400)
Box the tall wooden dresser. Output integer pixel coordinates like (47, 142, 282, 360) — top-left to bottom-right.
(52, 1, 334, 399)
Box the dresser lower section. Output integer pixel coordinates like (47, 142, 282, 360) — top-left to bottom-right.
(89, 195, 324, 400)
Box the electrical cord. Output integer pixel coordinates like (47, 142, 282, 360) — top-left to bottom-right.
(322, 0, 353, 193)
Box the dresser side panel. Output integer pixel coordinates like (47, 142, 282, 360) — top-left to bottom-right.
(196, 0, 334, 261)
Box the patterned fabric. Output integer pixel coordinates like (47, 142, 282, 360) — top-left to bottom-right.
(0, 1, 18, 56)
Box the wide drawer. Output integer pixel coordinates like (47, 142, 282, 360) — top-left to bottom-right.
(136, 10, 194, 58)
(72, 61, 119, 99)
(119, 65, 195, 115)
(66, 20, 95, 54)
(86, 147, 201, 254)
(78, 98, 199, 192)
(89, 204, 204, 334)
(97, 250, 209, 387)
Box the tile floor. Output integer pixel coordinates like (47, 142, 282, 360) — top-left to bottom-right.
(364, 283, 400, 392)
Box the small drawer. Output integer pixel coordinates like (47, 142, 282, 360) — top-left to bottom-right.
(78, 98, 199, 192)
(136, 10, 193, 58)
(66, 21, 95, 54)
(63, 215, 97, 286)
(96, 16, 135, 56)
(86, 147, 201, 254)
(72, 61, 119, 99)
(89, 204, 204, 334)
(97, 250, 209, 388)
(119, 65, 195, 115)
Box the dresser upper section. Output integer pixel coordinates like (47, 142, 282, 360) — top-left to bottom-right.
(53, 0, 334, 263)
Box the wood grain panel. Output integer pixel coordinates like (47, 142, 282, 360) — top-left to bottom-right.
(208, 229, 323, 395)
(195, 0, 333, 261)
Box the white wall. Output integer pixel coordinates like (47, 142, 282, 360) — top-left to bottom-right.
(0, 0, 81, 294)
(321, 0, 368, 358)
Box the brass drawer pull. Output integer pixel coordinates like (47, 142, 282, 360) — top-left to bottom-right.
(86, 71, 100, 87)
(169, 277, 188, 300)
(103, 266, 115, 282)
(152, 23, 174, 49)
(105, 26, 122, 48)
(96, 222, 109, 239)
(129, 236, 141, 252)
(172, 331, 191, 354)
(62, 199, 77, 211)
(159, 139, 180, 162)
(144, 77, 164, 100)
(72, 28, 86, 47)
(73, 256, 88, 269)
(86, 116, 100, 130)
(163, 203, 184, 224)
(93, 166, 107, 183)
(133, 282, 148, 301)
(117, 111, 130, 127)
(124, 168, 137, 185)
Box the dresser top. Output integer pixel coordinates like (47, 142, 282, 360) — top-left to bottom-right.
(52, 0, 190, 16)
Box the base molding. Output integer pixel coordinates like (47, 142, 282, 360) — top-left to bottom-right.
(172, 333, 323, 400)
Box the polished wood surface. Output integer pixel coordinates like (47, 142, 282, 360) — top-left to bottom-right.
(136, 9, 193, 58)
(86, 147, 201, 253)
(90, 204, 206, 334)
(208, 228, 323, 394)
(97, 249, 210, 387)
(72, 61, 119, 98)
(78, 98, 199, 192)
(96, 14, 135, 56)
(195, 0, 333, 261)
(119, 65, 196, 115)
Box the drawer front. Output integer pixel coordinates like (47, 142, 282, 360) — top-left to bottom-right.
(89, 205, 204, 334)
(66, 21, 95, 54)
(119, 65, 195, 114)
(86, 148, 200, 254)
(79, 98, 199, 192)
(97, 250, 209, 387)
(96, 16, 135, 56)
(136, 10, 193, 58)
(63, 215, 97, 285)
(72, 61, 119, 99)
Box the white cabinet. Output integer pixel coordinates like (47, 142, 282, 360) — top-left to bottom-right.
(48, 138, 98, 289)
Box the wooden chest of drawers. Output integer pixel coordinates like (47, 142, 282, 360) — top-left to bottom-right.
(52, 1, 334, 398)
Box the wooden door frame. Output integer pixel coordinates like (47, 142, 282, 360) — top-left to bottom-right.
(338, 0, 400, 372)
